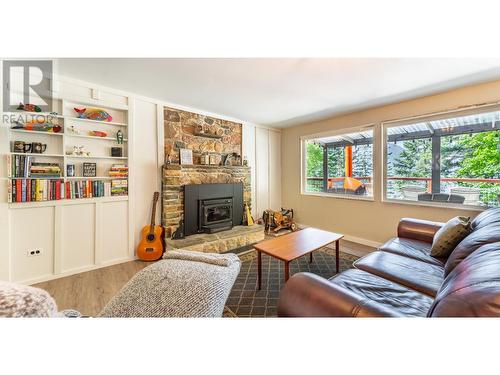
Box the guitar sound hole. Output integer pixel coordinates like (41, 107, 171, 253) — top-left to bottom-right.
(147, 234, 155, 241)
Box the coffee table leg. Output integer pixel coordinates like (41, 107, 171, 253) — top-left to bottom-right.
(257, 250, 262, 290)
(284, 261, 290, 282)
(309, 252, 313, 264)
(335, 239, 340, 273)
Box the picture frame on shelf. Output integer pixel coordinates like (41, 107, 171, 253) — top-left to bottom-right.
(82, 162, 97, 177)
(180, 148, 193, 165)
(111, 147, 123, 157)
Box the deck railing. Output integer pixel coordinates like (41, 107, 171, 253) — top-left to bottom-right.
(306, 176, 500, 207)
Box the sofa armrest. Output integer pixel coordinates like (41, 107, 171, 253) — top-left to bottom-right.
(397, 218, 444, 244)
(277, 273, 402, 317)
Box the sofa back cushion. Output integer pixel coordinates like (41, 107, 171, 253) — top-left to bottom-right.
(444, 223, 500, 276)
(429, 242, 500, 317)
(471, 207, 500, 230)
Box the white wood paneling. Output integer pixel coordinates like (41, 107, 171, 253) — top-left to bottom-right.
(242, 123, 256, 217)
(269, 130, 282, 211)
(60, 204, 95, 272)
(255, 127, 270, 218)
(100, 201, 129, 263)
(133, 99, 160, 251)
(10, 207, 55, 282)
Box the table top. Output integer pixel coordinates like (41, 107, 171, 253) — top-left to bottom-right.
(253, 227, 344, 262)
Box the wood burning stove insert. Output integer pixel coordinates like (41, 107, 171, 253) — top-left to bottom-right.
(184, 183, 243, 235)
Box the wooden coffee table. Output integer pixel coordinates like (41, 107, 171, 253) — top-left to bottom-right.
(253, 227, 344, 290)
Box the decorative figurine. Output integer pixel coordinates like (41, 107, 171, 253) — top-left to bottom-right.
(166, 152, 172, 165)
(67, 146, 90, 157)
(74, 107, 113, 122)
(116, 129, 124, 144)
(262, 208, 298, 234)
(68, 125, 80, 134)
(172, 220, 185, 240)
(89, 130, 108, 137)
(17, 102, 42, 112)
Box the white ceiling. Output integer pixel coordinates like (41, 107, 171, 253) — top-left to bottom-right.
(57, 58, 500, 128)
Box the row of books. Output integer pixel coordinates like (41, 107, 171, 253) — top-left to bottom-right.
(111, 179, 128, 196)
(7, 155, 62, 178)
(8, 179, 128, 203)
(108, 163, 128, 178)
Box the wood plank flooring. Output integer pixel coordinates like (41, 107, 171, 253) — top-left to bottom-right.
(34, 239, 374, 316)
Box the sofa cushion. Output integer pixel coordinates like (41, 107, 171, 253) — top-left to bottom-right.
(330, 268, 433, 317)
(444, 223, 500, 277)
(379, 237, 446, 266)
(430, 216, 471, 257)
(429, 242, 500, 317)
(471, 207, 500, 230)
(354, 251, 444, 297)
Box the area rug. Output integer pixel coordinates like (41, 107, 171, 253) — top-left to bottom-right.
(223, 248, 358, 317)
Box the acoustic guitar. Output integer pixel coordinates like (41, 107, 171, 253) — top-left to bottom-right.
(137, 192, 165, 261)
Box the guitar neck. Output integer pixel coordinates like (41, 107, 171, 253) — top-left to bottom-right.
(149, 193, 159, 234)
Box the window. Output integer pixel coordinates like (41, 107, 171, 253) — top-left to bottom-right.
(384, 108, 500, 207)
(303, 128, 374, 198)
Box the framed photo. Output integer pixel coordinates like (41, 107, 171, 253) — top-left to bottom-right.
(180, 148, 193, 165)
(83, 162, 97, 177)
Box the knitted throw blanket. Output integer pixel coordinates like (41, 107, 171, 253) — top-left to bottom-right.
(98, 250, 241, 318)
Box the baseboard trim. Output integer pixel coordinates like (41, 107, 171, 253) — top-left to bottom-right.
(342, 235, 382, 249)
(296, 222, 382, 249)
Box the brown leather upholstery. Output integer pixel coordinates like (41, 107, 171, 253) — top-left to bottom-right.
(471, 207, 500, 230)
(397, 218, 443, 244)
(277, 272, 403, 317)
(277, 208, 500, 317)
(354, 251, 444, 297)
(429, 242, 500, 317)
(444, 223, 500, 276)
(379, 237, 446, 266)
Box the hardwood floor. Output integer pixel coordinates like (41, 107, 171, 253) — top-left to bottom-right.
(34, 239, 374, 316)
(34, 261, 150, 316)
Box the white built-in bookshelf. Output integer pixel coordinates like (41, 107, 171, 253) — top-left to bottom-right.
(5, 98, 129, 206)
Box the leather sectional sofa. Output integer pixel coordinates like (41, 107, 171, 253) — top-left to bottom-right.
(277, 208, 500, 317)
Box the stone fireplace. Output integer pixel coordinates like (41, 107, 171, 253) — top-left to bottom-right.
(163, 106, 264, 252)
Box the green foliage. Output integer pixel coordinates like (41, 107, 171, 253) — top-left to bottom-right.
(456, 131, 500, 179)
(306, 142, 323, 178)
(392, 139, 432, 177)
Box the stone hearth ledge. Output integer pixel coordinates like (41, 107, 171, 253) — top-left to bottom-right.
(166, 225, 265, 253)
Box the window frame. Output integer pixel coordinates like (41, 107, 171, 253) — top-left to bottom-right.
(300, 124, 376, 201)
(381, 104, 500, 211)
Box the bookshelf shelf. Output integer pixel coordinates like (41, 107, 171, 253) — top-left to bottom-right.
(10, 152, 65, 158)
(8, 195, 129, 209)
(65, 155, 128, 160)
(10, 129, 64, 136)
(65, 133, 128, 142)
(67, 117, 128, 127)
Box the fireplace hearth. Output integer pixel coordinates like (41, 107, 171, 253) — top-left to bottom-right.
(184, 183, 243, 236)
